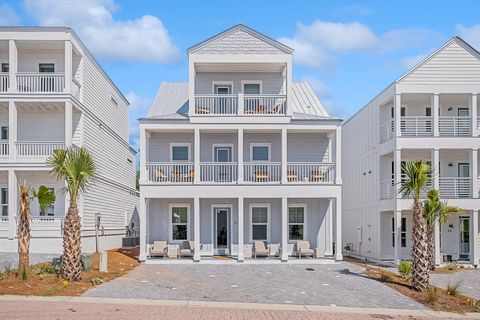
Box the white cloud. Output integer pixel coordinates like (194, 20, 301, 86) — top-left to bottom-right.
(0, 4, 21, 25)
(22, 0, 181, 63)
(455, 23, 480, 50)
(336, 5, 372, 17)
(126, 91, 152, 150)
(301, 76, 330, 97)
(280, 20, 439, 70)
(400, 52, 429, 69)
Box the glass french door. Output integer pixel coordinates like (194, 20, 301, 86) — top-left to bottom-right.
(459, 217, 470, 260)
(214, 146, 232, 182)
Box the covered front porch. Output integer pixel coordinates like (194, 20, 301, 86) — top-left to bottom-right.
(140, 196, 342, 263)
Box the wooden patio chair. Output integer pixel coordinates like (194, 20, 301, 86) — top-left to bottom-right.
(309, 169, 325, 182)
(254, 170, 269, 182)
(178, 240, 195, 258)
(287, 170, 298, 182)
(149, 241, 168, 258)
(183, 170, 195, 182)
(296, 240, 314, 259)
(252, 240, 270, 259)
(155, 170, 168, 182)
(195, 106, 210, 114)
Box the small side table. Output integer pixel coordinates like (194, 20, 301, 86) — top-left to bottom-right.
(314, 248, 324, 259)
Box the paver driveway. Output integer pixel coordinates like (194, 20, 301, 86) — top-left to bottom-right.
(85, 262, 425, 309)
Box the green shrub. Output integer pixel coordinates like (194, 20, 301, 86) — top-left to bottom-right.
(19, 267, 28, 281)
(379, 271, 392, 283)
(425, 287, 439, 305)
(445, 262, 457, 271)
(398, 261, 413, 279)
(447, 281, 460, 296)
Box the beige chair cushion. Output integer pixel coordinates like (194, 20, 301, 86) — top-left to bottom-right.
(253, 240, 269, 256)
(296, 240, 311, 252)
(150, 241, 167, 256)
(179, 249, 194, 256)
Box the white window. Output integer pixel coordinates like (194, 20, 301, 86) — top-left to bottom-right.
(1, 63, 8, 73)
(288, 205, 306, 241)
(250, 143, 270, 162)
(40, 188, 55, 216)
(0, 126, 8, 140)
(250, 204, 270, 242)
(212, 144, 233, 162)
(170, 143, 191, 162)
(212, 81, 233, 95)
(1, 187, 7, 216)
(169, 204, 190, 242)
(38, 63, 55, 73)
(241, 80, 262, 94)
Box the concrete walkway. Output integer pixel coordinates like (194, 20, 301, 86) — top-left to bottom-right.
(85, 262, 425, 310)
(0, 253, 58, 270)
(430, 270, 480, 299)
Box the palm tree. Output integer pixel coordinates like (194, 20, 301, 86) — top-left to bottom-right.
(18, 183, 56, 269)
(47, 147, 95, 282)
(399, 160, 432, 292)
(423, 189, 462, 270)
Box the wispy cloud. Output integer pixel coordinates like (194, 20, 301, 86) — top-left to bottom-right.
(125, 91, 152, 150)
(22, 0, 181, 63)
(0, 4, 21, 25)
(336, 5, 372, 17)
(455, 23, 480, 50)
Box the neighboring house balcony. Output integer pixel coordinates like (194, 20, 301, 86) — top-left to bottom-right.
(379, 148, 479, 200)
(142, 128, 340, 185)
(379, 93, 480, 143)
(0, 39, 82, 100)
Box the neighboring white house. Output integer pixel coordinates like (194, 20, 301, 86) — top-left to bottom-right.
(342, 37, 480, 266)
(138, 24, 342, 262)
(0, 27, 139, 254)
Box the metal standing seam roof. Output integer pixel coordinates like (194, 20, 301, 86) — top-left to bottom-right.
(145, 82, 333, 120)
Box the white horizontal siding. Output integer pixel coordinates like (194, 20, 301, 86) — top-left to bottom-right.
(17, 50, 64, 73)
(195, 72, 284, 95)
(148, 132, 194, 162)
(17, 111, 64, 141)
(200, 132, 237, 162)
(243, 132, 281, 162)
(287, 132, 329, 162)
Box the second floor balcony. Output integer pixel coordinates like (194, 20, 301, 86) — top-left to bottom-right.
(194, 94, 287, 116)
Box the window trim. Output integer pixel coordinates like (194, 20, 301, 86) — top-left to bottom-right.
(249, 143, 271, 162)
(0, 187, 7, 217)
(241, 80, 262, 94)
(169, 143, 192, 162)
(249, 203, 271, 243)
(392, 217, 407, 248)
(0, 126, 8, 140)
(212, 81, 234, 95)
(288, 204, 307, 242)
(1, 62, 9, 73)
(37, 61, 56, 73)
(168, 203, 191, 243)
(212, 143, 234, 162)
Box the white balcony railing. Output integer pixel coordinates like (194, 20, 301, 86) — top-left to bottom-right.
(244, 162, 281, 183)
(21, 217, 64, 238)
(16, 73, 65, 93)
(146, 162, 195, 183)
(200, 163, 238, 183)
(439, 116, 471, 136)
(243, 95, 287, 115)
(380, 119, 394, 143)
(0, 217, 9, 238)
(439, 177, 472, 198)
(15, 142, 65, 159)
(286, 162, 334, 183)
(380, 179, 395, 200)
(477, 117, 480, 134)
(0, 143, 8, 159)
(0, 73, 8, 92)
(400, 116, 433, 137)
(194, 95, 238, 115)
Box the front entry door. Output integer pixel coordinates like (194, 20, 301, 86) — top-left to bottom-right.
(214, 208, 230, 255)
(459, 217, 470, 260)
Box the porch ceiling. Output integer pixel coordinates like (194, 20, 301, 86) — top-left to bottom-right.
(16, 101, 64, 112)
(0, 102, 7, 112)
(16, 40, 64, 51)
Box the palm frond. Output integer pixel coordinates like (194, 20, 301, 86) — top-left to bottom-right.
(32, 185, 56, 214)
(399, 160, 432, 201)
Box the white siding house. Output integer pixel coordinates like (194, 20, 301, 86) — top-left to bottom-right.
(0, 27, 139, 254)
(342, 37, 480, 266)
(139, 25, 342, 262)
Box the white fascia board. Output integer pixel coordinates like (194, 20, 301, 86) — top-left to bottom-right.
(397, 198, 480, 211)
(396, 83, 480, 94)
(140, 122, 340, 131)
(190, 54, 291, 64)
(396, 137, 480, 150)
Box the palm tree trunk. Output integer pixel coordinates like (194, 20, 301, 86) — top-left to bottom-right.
(427, 224, 436, 271)
(411, 201, 430, 291)
(18, 192, 30, 269)
(61, 200, 82, 282)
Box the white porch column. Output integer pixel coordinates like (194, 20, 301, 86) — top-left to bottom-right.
(8, 40, 17, 92)
(187, 60, 195, 117)
(237, 197, 244, 262)
(194, 129, 200, 184)
(281, 197, 288, 261)
(393, 210, 402, 264)
(470, 149, 478, 198)
(8, 100, 16, 162)
(65, 101, 73, 147)
(472, 210, 479, 266)
(471, 94, 478, 137)
(281, 129, 287, 184)
(139, 127, 147, 183)
(139, 196, 147, 261)
(433, 93, 440, 137)
(324, 199, 333, 256)
(335, 126, 342, 184)
(394, 94, 401, 137)
(434, 222, 441, 265)
(193, 197, 201, 262)
(7, 169, 17, 239)
(431, 149, 440, 190)
(64, 40, 72, 93)
(237, 129, 243, 183)
(335, 197, 343, 260)
(394, 149, 402, 196)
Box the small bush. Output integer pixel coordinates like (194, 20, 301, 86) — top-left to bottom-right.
(90, 275, 104, 286)
(445, 262, 458, 271)
(379, 271, 392, 283)
(447, 281, 460, 296)
(398, 261, 413, 279)
(19, 267, 28, 281)
(39, 264, 59, 275)
(425, 287, 439, 305)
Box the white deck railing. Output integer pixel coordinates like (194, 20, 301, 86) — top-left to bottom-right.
(194, 95, 238, 115)
(286, 163, 334, 183)
(15, 142, 65, 159)
(0, 143, 8, 159)
(0, 73, 8, 92)
(146, 162, 195, 183)
(439, 116, 471, 136)
(244, 162, 281, 183)
(24, 217, 64, 238)
(16, 73, 65, 93)
(200, 163, 238, 183)
(380, 179, 395, 200)
(380, 119, 394, 143)
(400, 116, 433, 136)
(0, 217, 9, 238)
(477, 117, 480, 134)
(439, 177, 472, 198)
(243, 95, 287, 115)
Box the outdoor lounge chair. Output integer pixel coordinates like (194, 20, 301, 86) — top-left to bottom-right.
(309, 169, 325, 182)
(287, 170, 298, 182)
(254, 171, 269, 182)
(296, 240, 314, 258)
(150, 241, 168, 258)
(178, 240, 195, 258)
(252, 240, 270, 259)
(155, 170, 168, 182)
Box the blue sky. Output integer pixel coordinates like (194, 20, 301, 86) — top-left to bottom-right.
(1, 0, 480, 151)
